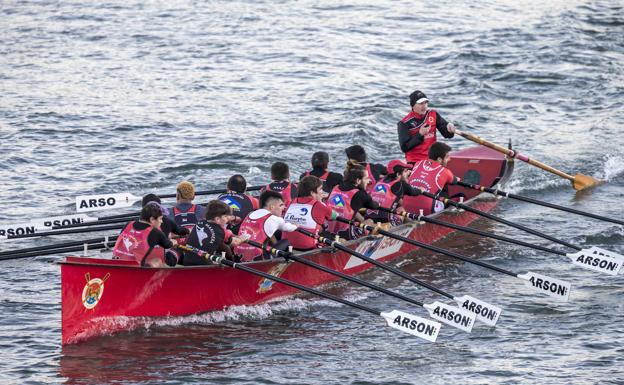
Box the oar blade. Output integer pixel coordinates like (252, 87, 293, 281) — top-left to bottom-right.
(453, 295, 502, 326)
(567, 247, 623, 276)
(517, 272, 571, 301)
(76, 193, 140, 212)
(0, 214, 97, 241)
(380, 310, 441, 342)
(572, 173, 604, 191)
(423, 301, 475, 333)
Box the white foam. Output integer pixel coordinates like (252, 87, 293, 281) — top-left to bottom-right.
(602, 154, 624, 181)
(120, 289, 377, 331)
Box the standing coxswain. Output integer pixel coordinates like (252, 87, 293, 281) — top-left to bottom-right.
(398, 90, 456, 164)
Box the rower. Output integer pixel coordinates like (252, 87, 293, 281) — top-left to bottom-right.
(112, 202, 178, 267)
(366, 159, 420, 225)
(402, 142, 460, 216)
(344, 145, 386, 192)
(283, 176, 338, 251)
(326, 161, 380, 240)
(142, 194, 190, 239)
(217, 174, 259, 235)
(299, 151, 343, 194)
(234, 191, 298, 262)
(168, 181, 207, 236)
(262, 161, 298, 207)
(181, 200, 246, 265)
(397, 90, 456, 165)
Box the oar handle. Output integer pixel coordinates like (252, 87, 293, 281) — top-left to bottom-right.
(246, 240, 291, 258)
(456, 130, 575, 181)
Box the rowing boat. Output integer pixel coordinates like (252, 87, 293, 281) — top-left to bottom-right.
(60, 146, 514, 344)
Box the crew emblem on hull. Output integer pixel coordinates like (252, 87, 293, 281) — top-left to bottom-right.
(257, 263, 289, 294)
(82, 272, 110, 310)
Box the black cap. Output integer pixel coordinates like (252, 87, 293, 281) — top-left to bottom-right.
(409, 90, 429, 107)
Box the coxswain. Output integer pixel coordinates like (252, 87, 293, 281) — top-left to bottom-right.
(217, 174, 259, 235)
(326, 160, 380, 240)
(234, 191, 298, 262)
(398, 90, 456, 164)
(181, 200, 247, 265)
(262, 161, 298, 207)
(402, 142, 460, 216)
(142, 193, 190, 239)
(283, 176, 338, 251)
(366, 159, 421, 225)
(112, 202, 178, 267)
(299, 151, 343, 194)
(168, 180, 207, 236)
(344, 145, 386, 192)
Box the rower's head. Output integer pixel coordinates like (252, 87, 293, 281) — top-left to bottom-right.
(141, 193, 161, 207)
(298, 175, 325, 201)
(260, 190, 286, 216)
(345, 145, 367, 163)
(386, 159, 412, 182)
(227, 174, 247, 193)
(344, 160, 370, 190)
(140, 202, 164, 230)
(428, 142, 452, 167)
(270, 161, 290, 182)
(410, 90, 429, 115)
(176, 181, 196, 204)
(206, 200, 234, 226)
(311, 151, 329, 170)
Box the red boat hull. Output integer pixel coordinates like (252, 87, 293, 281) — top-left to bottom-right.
(61, 146, 513, 344)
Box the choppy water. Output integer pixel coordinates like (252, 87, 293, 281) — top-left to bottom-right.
(1, 1, 623, 384)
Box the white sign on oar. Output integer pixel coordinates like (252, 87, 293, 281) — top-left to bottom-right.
(0, 214, 98, 240)
(453, 295, 502, 327)
(423, 301, 475, 332)
(566, 247, 624, 276)
(517, 272, 571, 301)
(380, 310, 441, 342)
(76, 193, 142, 213)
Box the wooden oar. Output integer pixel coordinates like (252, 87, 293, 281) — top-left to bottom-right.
(296, 229, 500, 326)
(338, 217, 573, 304)
(457, 180, 624, 226)
(413, 191, 624, 275)
(246, 240, 475, 332)
(455, 129, 603, 190)
(75, 185, 263, 213)
(177, 244, 442, 342)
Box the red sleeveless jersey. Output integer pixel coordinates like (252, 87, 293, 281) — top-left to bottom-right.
(326, 186, 359, 234)
(112, 221, 164, 265)
(403, 160, 454, 215)
(283, 197, 329, 250)
(235, 211, 272, 262)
